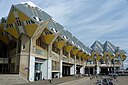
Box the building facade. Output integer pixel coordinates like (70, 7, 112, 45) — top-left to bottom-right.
(0, 2, 127, 82)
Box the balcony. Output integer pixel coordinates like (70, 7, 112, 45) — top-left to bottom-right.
(76, 59, 79, 65)
(86, 62, 95, 67)
(35, 46, 47, 58)
(80, 61, 84, 65)
(99, 61, 121, 67)
(69, 57, 74, 64)
(62, 55, 69, 63)
(51, 51, 60, 61)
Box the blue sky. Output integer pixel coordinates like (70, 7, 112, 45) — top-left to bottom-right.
(0, 0, 128, 68)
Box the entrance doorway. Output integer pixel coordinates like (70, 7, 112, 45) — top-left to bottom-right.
(0, 41, 9, 74)
(85, 67, 94, 75)
(62, 66, 70, 76)
(100, 67, 109, 75)
(35, 63, 42, 81)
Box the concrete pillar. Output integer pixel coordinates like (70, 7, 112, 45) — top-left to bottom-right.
(108, 68, 110, 74)
(96, 65, 100, 75)
(74, 55, 76, 75)
(41, 44, 52, 80)
(70, 64, 76, 75)
(80, 66, 84, 74)
(29, 56, 35, 81)
(42, 59, 52, 79)
(93, 68, 95, 75)
(59, 60, 63, 78)
(47, 59, 52, 79)
(59, 49, 63, 78)
(19, 34, 31, 81)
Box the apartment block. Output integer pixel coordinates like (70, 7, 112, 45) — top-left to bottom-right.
(0, 2, 127, 82)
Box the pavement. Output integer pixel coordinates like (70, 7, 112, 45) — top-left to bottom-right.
(2, 75, 128, 85)
(0, 74, 28, 85)
(16, 76, 88, 85)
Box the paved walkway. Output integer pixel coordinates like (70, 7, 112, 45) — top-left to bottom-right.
(57, 76, 128, 85)
(16, 76, 89, 85)
(57, 77, 90, 85)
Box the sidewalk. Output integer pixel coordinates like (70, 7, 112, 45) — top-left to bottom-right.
(16, 76, 89, 85)
(57, 77, 90, 85)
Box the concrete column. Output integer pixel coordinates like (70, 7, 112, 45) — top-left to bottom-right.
(29, 56, 35, 81)
(70, 64, 76, 75)
(93, 68, 95, 75)
(42, 59, 52, 79)
(74, 55, 76, 75)
(59, 49, 63, 78)
(47, 59, 52, 79)
(59, 60, 63, 78)
(19, 34, 31, 81)
(68, 52, 70, 63)
(46, 44, 52, 79)
(108, 68, 110, 74)
(80, 66, 84, 74)
(96, 65, 100, 75)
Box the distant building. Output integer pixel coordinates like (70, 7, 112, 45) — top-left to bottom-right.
(0, 2, 127, 82)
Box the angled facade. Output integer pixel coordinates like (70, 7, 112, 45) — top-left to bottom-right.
(0, 2, 127, 82)
(89, 41, 127, 75)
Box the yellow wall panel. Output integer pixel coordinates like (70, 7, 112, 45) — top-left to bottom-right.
(81, 53, 86, 59)
(17, 10, 30, 21)
(7, 11, 16, 23)
(6, 27, 19, 39)
(77, 51, 83, 57)
(85, 55, 90, 60)
(25, 24, 38, 37)
(0, 35, 9, 44)
(0, 23, 5, 29)
(120, 53, 126, 61)
(109, 55, 115, 60)
(65, 46, 73, 52)
(97, 55, 102, 61)
(41, 34, 55, 44)
(71, 49, 79, 55)
(91, 51, 98, 61)
(103, 52, 115, 60)
(55, 41, 66, 49)
(0, 29, 5, 32)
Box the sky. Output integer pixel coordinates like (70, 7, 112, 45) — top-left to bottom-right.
(0, 0, 128, 68)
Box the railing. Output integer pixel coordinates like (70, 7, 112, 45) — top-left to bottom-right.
(86, 62, 95, 67)
(80, 61, 84, 65)
(62, 55, 69, 63)
(69, 58, 74, 64)
(52, 66, 59, 71)
(35, 46, 47, 58)
(99, 63, 121, 67)
(51, 51, 59, 61)
(76, 60, 79, 65)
